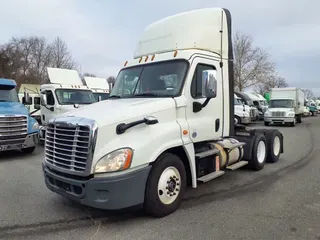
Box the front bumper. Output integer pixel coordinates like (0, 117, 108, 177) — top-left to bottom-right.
(264, 117, 294, 124)
(0, 132, 38, 152)
(241, 116, 251, 124)
(43, 164, 152, 210)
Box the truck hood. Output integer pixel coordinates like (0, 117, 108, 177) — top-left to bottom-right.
(0, 102, 29, 115)
(60, 98, 176, 126)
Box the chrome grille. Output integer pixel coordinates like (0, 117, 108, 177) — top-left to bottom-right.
(271, 111, 285, 117)
(45, 123, 91, 173)
(0, 115, 27, 146)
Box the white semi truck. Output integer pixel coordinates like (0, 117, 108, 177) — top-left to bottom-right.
(42, 8, 284, 217)
(264, 87, 304, 127)
(38, 67, 96, 140)
(83, 76, 110, 102)
(234, 94, 251, 125)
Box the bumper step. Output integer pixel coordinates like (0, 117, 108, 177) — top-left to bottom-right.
(197, 170, 225, 183)
(226, 160, 248, 171)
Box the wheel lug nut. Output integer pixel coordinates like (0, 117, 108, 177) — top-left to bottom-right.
(177, 183, 180, 186)
(167, 191, 170, 194)
(176, 188, 179, 191)
(173, 192, 176, 195)
(166, 186, 169, 189)
(170, 194, 173, 196)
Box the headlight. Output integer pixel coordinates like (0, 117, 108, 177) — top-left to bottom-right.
(264, 111, 270, 117)
(243, 112, 249, 117)
(94, 148, 133, 173)
(287, 112, 295, 117)
(32, 122, 39, 130)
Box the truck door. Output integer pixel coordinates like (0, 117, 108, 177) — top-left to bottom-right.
(185, 58, 223, 142)
(41, 90, 56, 125)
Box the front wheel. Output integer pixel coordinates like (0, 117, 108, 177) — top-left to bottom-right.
(21, 147, 35, 154)
(144, 153, 187, 218)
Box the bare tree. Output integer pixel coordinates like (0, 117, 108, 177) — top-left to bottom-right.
(83, 73, 96, 77)
(49, 37, 76, 69)
(233, 31, 276, 91)
(107, 76, 116, 90)
(254, 76, 288, 95)
(302, 88, 314, 99)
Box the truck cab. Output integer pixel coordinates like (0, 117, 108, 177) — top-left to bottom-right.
(0, 78, 39, 153)
(83, 76, 110, 102)
(38, 68, 96, 140)
(234, 94, 251, 125)
(42, 8, 284, 217)
(235, 92, 259, 121)
(264, 87, 304, 127)
(246, 92, 268, 120)
(305, 99, 318, 116)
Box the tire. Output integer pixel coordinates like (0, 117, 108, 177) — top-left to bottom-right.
(144, 153, 187, 218)
(264, 121, 269, 126)
(249, 134, 267, 171)
(289, 120, 296, 127)
(297, 114, 302, 123)
(234, 116, 241, 125)
(265, 130, 282, 163)
(21, 147, 35, 154)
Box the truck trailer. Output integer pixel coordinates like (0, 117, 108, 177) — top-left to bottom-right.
(42, 8, 284, 217)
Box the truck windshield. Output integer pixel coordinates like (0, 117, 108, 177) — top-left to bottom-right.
(110, 60, 188, 98)
(93, 92, 110, 102)
(0, 86, 19, 102)
(269, 99, 293, 108)
(55, 89, 95, 105)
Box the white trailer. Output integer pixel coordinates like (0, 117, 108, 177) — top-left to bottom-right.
(42, 8, 284, 217)
(264, 87, 304, 127)
(83, 77, 110, 101)
(37, 67, 96, 140)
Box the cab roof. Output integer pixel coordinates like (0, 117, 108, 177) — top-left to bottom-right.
(0, 78, 16, 87)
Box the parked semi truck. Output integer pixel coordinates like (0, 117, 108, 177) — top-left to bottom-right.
(234, 94, 251, 125)
(38, 67, 96, 141)
(83, 76, 110, 101)
(42, 8, 284, 217)
(0, 78, 39, 153)
(264, 87, 304, 127)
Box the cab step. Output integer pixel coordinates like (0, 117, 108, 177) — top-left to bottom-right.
(197, 170, 225, 183)
(226, 160, 248, 171)
(195, 149, 220, 159)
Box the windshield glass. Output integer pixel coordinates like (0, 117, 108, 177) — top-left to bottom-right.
(93, 92, 110, 102)
(0, 86, 19, 102)
(110, 60, 188, 98)
(234, 98, 242, 105)
(55, 89, 95, 105)
(269, 99, 293, 108)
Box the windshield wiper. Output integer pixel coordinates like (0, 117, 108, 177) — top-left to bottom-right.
(134, 93, 173, 98)
(109, 95, 121, 99)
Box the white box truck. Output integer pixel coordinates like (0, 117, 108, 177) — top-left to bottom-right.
(42, 8, 284, 217)
(264, 87, 304, 127)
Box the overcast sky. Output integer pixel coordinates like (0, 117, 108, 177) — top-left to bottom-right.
(1, 0, 320, 95)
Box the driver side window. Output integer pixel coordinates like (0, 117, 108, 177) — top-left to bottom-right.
(191, 64, 216, 99)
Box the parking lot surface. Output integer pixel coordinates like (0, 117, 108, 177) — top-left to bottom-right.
(0, 118, 317, 239)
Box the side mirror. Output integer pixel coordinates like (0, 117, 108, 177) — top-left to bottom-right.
(34, 97, 40, 105)
(98, 96, 102, 102)
(34, 104, 40, 110)
(202, 70, 217, 99)
(40, 94, 47, 106)
(22, 92, 32, 105)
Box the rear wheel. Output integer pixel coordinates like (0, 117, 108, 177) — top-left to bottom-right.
(249, 134, 267, 171)
(297, 114, 302, 123)
(144, 153, 187, 218)
(265, 130, 282, 163)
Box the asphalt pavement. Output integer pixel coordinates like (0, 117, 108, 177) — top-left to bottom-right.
(0, 117, 318, 240)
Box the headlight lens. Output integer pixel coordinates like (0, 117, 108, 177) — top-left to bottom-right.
(94, 148, 133, 173)
(264, 111, 270, 116)
(32, 122, 39, 130)
(243, 112, 249, 117)
(288, 112, 295, 117)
